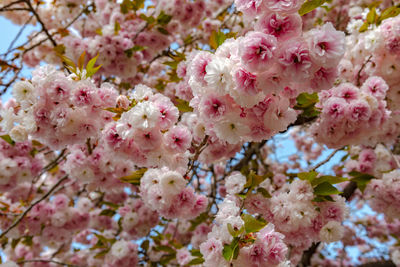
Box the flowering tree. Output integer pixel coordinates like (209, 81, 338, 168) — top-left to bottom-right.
(1, 0, 400, 266)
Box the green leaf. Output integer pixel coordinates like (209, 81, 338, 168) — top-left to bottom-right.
(88, 65, 102, 78)
(244, 171, 267, 189)
(312, 195, 334, 202)
(295, 92, 319, 109)
(175, 98, 193, 113)
(368, 1, 382, 9)
(101, 201, 119, 209)
(242, 214, 267, 234)
(184, 34, 194, 46)
(120, 0, 145, 13)
(95, 28, 102, 35)
(190, 249, 202, 257)
(29, 148, 38, 158)
(189, 212, 209, 231)
(99, 209, 116, 217)
(125, 45, 147, 58)
(91, 233, 114, 250)
(209, 30, 228, 50)
(257, 188, 271, 198)
(120, 168, 147, 185)
(166, 62, 179, 71)
(160, 253, 176, 265)
(0, 135, 15, 146)
(227, 223, 244, 237)
(104, 107, 126, 114)
(188, 257, 205, 265)
(21, 236, 33, 246)
(298, 0, 327, 16)
(93, 233, 110, 244)
(86, 54, 102, 78)
(302, 106, 321, 118)
(250, 172, 267, 188)
(294, 92, 321, 120)
(311, 175, 348, 187)
(59, 54, 77, 74)
(132, 0, 145, 10)
(139, 14, 156, 24)
(340, 154, 349, 162)
(77, 51, 86, 71)
(237, 193, 247, 199)
(114, 21, 121, 35)
(154, 245, 175, 254)
(157, 27, 169, 35)
(222, 238, 239, 261)
(359, 22, 369, 33)
(141, 240, 149, 251)
(314, 182, 342, 196)
(298, 171, 318, 182)
(11, 238, 20, 249)
(157, 11, 172, 25)
(367, 7, 377, 24)
(94, 249, 109, 259)
(378, 6, 400, 24)
(349, 171, 375, 193)
(54, 44, 66, 55)
(120, 0, 130, 14)
(232, 240, 240, 260)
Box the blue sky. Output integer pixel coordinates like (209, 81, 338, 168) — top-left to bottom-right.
(0, 16, 33, 54)
(0, 16, 38, 101)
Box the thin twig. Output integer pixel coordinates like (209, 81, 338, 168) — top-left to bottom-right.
(0, 0, 25, 11)
(229, 140, 267, 175)
(356, 55, 372, 86)
(0, 175, 69, 239)
(184, 135, 209, 177)
(311, 148, 342, 171)
(7, 4, 35, 52)
(24, 0, 57, 47)
(0, 7, 30, 11)
(17, 259, 83, 267)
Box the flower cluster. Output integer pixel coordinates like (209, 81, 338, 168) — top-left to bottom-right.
(0, 138, 43, 193)
(101, 84, 192, 171)
(200, 197, 289, 267)
(140, 168, 208, 219)
(182, 7, 345, 144)
(118, 198, 159, 239)
(20, 0, 233, 83)
(311, 77, 391, 148)
(366, 169, 400, 220)
(62, 144, 135, 189)
(0, 66, 117, 149)
(105, 240, 139, 267)
(244, 179, 347, 263)
(5, 194, 89, 248)
(345, 144, 398, 177)
(235, 225, 289, 267)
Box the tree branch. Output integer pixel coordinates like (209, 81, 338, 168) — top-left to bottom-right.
(231, 140, 267, 173)
(358, 260, 395, 267)
(23, 0, 57, 47)
(356, 55, 372, 86)
(0, 175, 69, 239)
(185, 135, 209, 177)
(299, 164, 359, 266)
(17, 259, 83, 267)
(311, 148, 342, 171)
(0, 0, 25, 11)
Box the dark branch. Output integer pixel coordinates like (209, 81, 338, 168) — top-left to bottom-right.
(0, 175, 69, 239)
